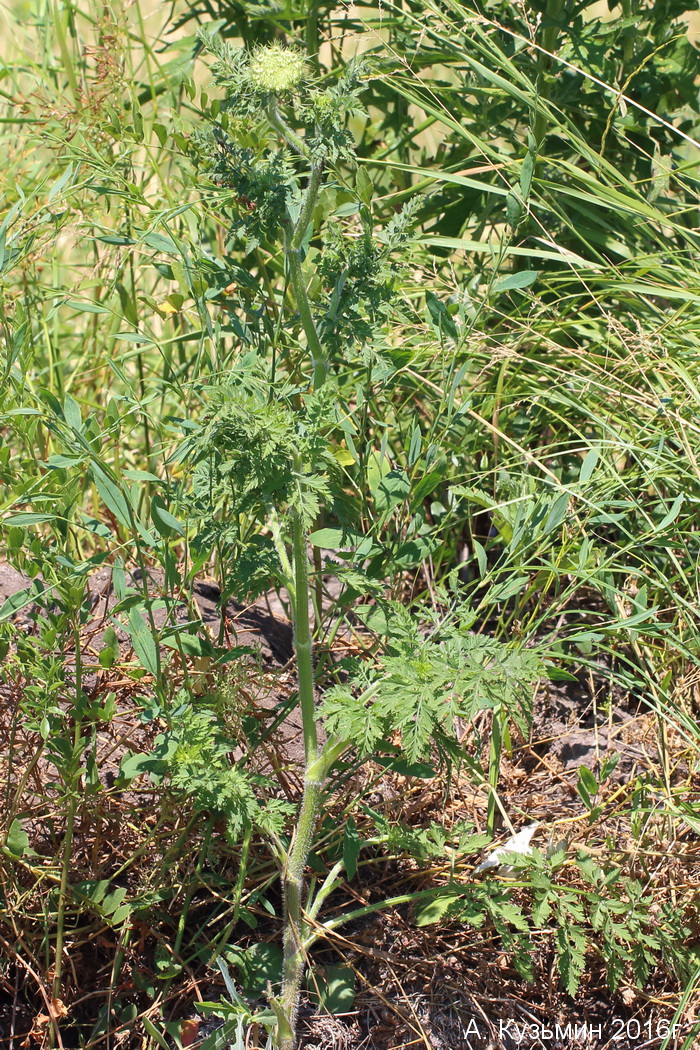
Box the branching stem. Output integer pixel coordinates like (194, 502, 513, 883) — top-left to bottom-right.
(275, 489, 349, 1047)
(276, 499, 320, 1049)
(285, 236, 327, 388)
(267, 90, 328, 386)
(267, 97, 309, 159)
(284, 157, 327, 388)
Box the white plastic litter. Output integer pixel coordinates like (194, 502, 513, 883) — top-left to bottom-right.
(472, 821, 541, 875)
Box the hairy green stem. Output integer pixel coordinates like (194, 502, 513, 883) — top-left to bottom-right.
(276, 507, 320, 1049)
(292, 162, 324, 251)
(276, 513, 347, 1048)
(290, 504, 317, 765)
(267, 98, 309, 159)
(486, 706, 504, 837)
(306, 886, 448, 947)
(286, 241, 327, 388)
(285, 160, 327, 388)
(279, 771, 323, 1050)
(267, 91, 332, 1044)
(267, 92, 327, 387)
(278, 745, 341, 1041)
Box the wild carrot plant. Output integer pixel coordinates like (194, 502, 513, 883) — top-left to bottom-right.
(2, 2, 700, 1048)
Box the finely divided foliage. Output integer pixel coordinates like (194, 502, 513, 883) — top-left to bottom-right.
(322, 630, 541, 763)
(1, 0, 700, 1048)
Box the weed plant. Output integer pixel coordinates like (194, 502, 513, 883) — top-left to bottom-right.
(1, 1, 700, 1048)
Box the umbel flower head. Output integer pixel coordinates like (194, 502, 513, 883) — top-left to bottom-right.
(247, 43, 306, 94)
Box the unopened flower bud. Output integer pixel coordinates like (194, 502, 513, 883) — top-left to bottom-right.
(247, 44, 306, 94)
